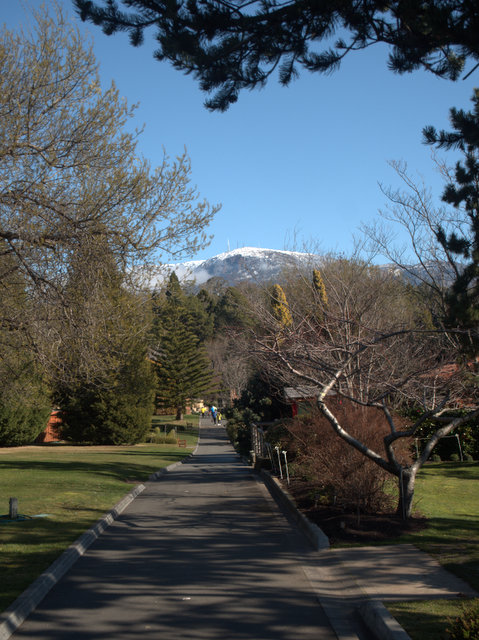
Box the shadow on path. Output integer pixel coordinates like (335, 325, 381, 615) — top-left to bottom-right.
(12, 423, 336, 640)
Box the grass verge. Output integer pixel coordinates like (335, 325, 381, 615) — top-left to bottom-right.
(0, 435, 197, 613)
(385, 462, 479, 640)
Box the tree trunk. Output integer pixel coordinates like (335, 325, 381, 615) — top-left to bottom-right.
(396, 467, 416, 519)
(176, 407, 183, 421)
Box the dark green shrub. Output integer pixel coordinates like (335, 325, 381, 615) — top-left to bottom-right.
(465, 454, 474, 462)
(450, 453, 460, 462)
(59, 357, 156, 445)
(447, 599, 479, 639)
(0, 403, 51, 447)
(225, 407, 257, 455)
(432, 454, 442, 462)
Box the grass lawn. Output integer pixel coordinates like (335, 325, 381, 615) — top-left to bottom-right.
(385, 462, 479, 640)
(151, 413, 199, 428)
(0, 427, 198, 613)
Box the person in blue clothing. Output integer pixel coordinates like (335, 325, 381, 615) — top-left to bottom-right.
(210, 405, 217, 423)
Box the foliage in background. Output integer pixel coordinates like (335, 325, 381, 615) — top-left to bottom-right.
(405, 407, 479, 461)
(225, 408, 256, 456)
(0, 5, 217, 443)
(225, 370, 290, 455)
(58, 355, 156, 444)
(424, 89, 479, 358)
(270, 284, 292, 330)
(152, 273, 216, 420)
(0, 404, 51, 448)
(76, 0, 479, 111)
(0, 249, 51, 445)
(53, 241, 156, 444)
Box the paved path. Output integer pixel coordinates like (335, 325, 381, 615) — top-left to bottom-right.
(12, 421, 338, 640)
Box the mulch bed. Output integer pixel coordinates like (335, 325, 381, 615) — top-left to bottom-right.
(286, 477, 427, 545)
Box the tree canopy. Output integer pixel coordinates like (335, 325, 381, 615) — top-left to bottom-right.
(152, 273, 216, 419)
(423, 89, 479, 355)
(0, 5, 219, 443)
(0, 5, 218, 298)
(75, 0, 479, 110)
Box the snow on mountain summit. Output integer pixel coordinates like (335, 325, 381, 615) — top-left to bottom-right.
(211, 246, 312, 262)
(167, 247, 321, 286)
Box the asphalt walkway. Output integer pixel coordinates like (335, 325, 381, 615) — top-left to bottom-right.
(9, 419, 341, 640)
(6, 418, 475, 640)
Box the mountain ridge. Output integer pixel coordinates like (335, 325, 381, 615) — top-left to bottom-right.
(167, 247, 320, 286)
(157, 246, 455, 289)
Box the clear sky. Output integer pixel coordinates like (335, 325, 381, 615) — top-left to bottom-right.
(2, 1, 476, 264)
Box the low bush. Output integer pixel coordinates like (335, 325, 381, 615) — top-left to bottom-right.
(224, 407, 257, 455)
(148, 427, 178, 444)
(277, 403, 412, 516)
(0, 404, 51, 446)
(447, 599, 479, 639)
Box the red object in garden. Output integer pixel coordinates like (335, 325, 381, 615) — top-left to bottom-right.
(35, 410, 63, 443)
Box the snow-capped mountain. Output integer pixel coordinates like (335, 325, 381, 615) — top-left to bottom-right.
(166, 247, 321, 286)
(150, 246, 456, 289)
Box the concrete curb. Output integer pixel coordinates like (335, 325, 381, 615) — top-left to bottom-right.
(258, 468, 413, 640)
(359, 601, 413, 640)
(258, 469, 330, 550)
(0, 443, 199, 640)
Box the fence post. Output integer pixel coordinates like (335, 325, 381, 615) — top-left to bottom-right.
(9, 497, 18, 520)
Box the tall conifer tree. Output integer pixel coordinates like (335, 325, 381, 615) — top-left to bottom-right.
(424, 90, 479, 356)
(154, 273, 216, 419)
(270, 284, 292, 329)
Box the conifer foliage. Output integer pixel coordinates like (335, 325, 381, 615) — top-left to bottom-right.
(270, 284, 292, 329)
(312, 269, 328, 306)
(424, 90, 479, 356)
(153, 274, 215, 420)
(53, 240, 157, 445)
(75, 0, 479, 111)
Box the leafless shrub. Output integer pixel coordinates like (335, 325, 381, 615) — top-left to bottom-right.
(284, 402, 413, 516)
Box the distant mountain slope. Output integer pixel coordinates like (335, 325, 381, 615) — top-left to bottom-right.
(169, 247, 321, 286)
(159, 247, 456, 289)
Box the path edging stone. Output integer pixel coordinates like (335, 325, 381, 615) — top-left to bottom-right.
(0, 445, 199, 640)
(358, 600, 413, 640)
(258, 468, 415, 640)
(258, 469, 330, 550)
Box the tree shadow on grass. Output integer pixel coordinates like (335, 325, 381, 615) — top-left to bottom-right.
(0, 454, 189, 483)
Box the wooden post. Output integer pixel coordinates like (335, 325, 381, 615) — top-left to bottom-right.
(9, 497, 18, 520)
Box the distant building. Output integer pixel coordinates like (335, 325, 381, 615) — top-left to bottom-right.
(284, 386, 338, 417)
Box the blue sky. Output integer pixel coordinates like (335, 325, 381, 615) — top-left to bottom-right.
(2, 1, 476, 263)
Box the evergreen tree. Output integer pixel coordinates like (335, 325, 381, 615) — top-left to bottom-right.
(53, 239, 156, 444)
(312, 269, 328, 306)
(153, 274, 216, 420)
(76, 0, 479, 111)
(424, 90, 479, 356)
(0, 247, 51, 446)
(270, 284, 292, 329)
(214, 287, 253, 332)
